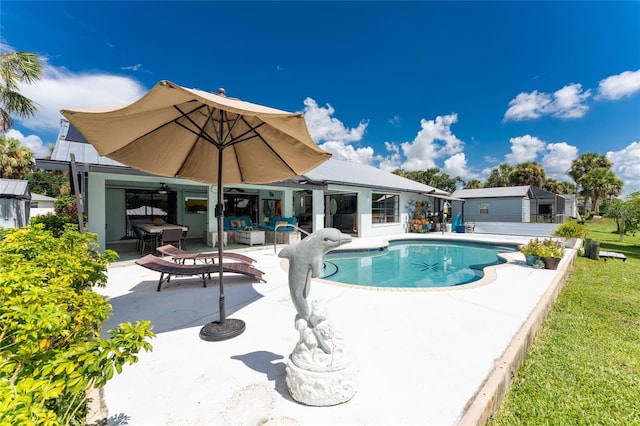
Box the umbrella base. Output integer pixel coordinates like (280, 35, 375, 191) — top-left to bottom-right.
(199, 319, 246, 341)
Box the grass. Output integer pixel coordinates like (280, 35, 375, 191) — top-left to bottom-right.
(490, 218, 640, 425)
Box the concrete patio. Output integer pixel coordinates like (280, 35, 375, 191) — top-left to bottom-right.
(93, 232, 575, 425)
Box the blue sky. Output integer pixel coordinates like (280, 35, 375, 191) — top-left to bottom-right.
(2, 1, 640, 193)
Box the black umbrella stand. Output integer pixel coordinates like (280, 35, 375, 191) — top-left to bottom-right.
(199, 150, 246, 341)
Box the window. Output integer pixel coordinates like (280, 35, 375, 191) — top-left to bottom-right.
(479, 203, 489, 214)
(224, 193, 258, 223)
(185, 197, 208, 214)
(372, 193, 399, 223)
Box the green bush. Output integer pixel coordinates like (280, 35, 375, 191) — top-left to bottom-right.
(552, 221, 587, 238)
(29, 213, 76, 237)
(0, 225, 154, 425)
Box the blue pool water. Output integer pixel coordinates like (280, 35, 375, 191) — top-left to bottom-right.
(319, 239, 519, 288)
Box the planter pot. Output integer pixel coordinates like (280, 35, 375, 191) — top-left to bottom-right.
(563, 237, 582, 249)
(542, 257, 561, 270)
(524, 254, 540, 266)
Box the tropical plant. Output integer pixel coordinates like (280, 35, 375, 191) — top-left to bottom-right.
(537, 238, 565, 259)
(568, 152, 618, 215)
(0, 134, 35, 179)
(508, 161, 547, 188)
(519, 237, 565, 258)
(485, 163, 513, 188)
(580, 168, 623, 214)
(392, 167, 463, 192)
(0, 225, 154, 424)
(26, 169, 70, 198)
(0, 51, 43, 132)
(519, 237, 545, 256)
(464, 179, 484, 189)
(552, 221, 587, 239)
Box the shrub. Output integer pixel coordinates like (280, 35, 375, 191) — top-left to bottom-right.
(29, 213, 76, 237)
(0, 225, 154, 424)
(552, 221, 587, 239)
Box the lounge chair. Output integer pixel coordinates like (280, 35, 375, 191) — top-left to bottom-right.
(135, 254, 266, 291)
(155, 244, 256, 265)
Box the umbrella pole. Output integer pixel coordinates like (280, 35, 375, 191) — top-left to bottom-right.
(199, 149, 246, 341)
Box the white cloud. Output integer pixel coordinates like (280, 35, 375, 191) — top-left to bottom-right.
(302, 98, 372, 164)
(504, 90, 551, 120)
(400, 113, 464, 171)
(550, 84, 590, 119)
(303, 98, 367, 144)
(5, 129, 51, 158)
(16, 64, 147, 133)
(443, 153, 476, 181)
(541, 142, 578, 180)
(317, 140, 377, 165)
(504, 83, 590, 121)
(607, 142, 640, 195)
(505, 134, 546, 164)
(596, 69, 640, 101)
(377, 142, 402, 172)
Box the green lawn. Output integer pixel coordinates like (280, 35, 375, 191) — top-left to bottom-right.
(490, 218, 640, 425)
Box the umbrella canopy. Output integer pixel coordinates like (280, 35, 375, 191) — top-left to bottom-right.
(61, 80, 330, 185)
(61, 80, 331, 341)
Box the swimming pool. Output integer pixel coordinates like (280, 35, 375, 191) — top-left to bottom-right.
(319, 239, 519, 288)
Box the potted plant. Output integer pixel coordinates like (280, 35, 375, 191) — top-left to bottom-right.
(552, 221, 587, 249)
(537, 238, 565, 270)
(519, 237, 544, 266)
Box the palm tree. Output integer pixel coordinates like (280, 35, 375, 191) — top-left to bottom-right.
(508, 161, 547, 187)
(568, 153, 615, 214)
(464, 179, 484, 189)
(484, 163, 513, 187)
(581, 168, 623, 214)
(0, 134, 35, 179)
(0, 51, 43, 132)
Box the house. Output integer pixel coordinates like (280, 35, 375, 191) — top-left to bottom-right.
(0, 179, 31, 229)
(37, 120, 453, 251)
(30, 193, 57, 218)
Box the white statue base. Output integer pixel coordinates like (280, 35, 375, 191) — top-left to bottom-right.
(285, 300, 357, 406)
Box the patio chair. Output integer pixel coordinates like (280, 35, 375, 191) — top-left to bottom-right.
(178, 224, 189, 249)
(134, 225, 154, 255)
(159, 228, 184, 249)
(135, 254, 266, 291)
(156, 244, 257, 265)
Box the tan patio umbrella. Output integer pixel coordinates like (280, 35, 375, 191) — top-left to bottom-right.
(61, 80, 331, 341)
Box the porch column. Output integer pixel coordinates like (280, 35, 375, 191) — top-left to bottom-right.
(312, 189, 325, 232)
(87, 173, 106, 251)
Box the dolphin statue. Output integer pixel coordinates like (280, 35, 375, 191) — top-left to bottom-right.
(279, 227, 352, 325)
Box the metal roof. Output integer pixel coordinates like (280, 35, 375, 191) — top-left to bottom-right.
(302, 158, 450, 195)
(49, 121, 451, 195)
(451, 186, 533, 199)
(0, 179, 31, 198)
(31, 193, 57, 202)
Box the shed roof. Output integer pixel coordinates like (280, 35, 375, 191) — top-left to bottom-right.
(451, 186, 533, 199)
(31, 193, 57, 202)
(0, 179, 31, 199)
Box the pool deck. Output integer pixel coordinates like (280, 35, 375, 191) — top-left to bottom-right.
(92, 232, 576, 425)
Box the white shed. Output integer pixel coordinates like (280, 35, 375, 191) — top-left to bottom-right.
(0, 179, 31, 228)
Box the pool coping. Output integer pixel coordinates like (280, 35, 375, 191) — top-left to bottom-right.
(457, 246, 576, 424)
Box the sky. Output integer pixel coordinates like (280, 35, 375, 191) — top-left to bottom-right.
(2, 1, 640, 194)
